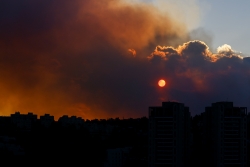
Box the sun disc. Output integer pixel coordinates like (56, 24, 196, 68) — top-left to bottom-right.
(158, 79, 166, 87)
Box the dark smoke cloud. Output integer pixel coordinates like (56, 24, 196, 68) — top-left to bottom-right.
(150, 41, 250, 113)
(0, 0, 189, 119)
(0, 0, 249, 119)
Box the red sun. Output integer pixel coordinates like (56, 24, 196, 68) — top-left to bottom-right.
(158, 79, 166, 87)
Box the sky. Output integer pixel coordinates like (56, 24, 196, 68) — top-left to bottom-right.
(197, 0, 250, 56)
(0, 0, 250, 120)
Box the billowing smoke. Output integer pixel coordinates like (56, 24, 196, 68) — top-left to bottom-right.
(0, 0, 249, 119)
(150, 41, 250, 113)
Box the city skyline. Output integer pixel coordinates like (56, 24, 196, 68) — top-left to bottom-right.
(0, 100, 248, 165)
(1, 0, 250, 120)
(0, 100, 249, 121)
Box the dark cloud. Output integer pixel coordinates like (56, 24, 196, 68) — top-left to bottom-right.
(0, 0, 189, 119)
(150, 41, 250, 113)
(0, 0, 249, 119)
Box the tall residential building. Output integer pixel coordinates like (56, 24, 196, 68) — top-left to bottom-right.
(40, 114, 54, 128)
(202, 102, 247, 167)
(104, 147, 132, 167)
(58, 115, 84, 129)
(10, 112, 37, 130)
(148, 102, 191, 167)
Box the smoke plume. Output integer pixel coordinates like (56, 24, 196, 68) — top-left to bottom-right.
(0, 0, 249, 119)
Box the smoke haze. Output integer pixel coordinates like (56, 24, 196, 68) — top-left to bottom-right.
(0, 0, 249, 119)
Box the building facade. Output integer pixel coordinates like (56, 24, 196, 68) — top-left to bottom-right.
(202, 102, 247, 167)
(104, 147, 132, 167)
(40, 114, 54, 128)
(10, 112, 37, 130)
(148, 102, 191, 167)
